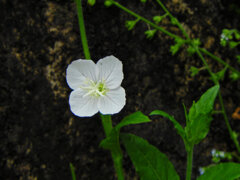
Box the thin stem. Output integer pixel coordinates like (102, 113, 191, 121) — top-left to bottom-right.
(186, 145, 194, 180)
(155, 0, 190, 40)
(109, 0, 180, 39)
(196, 48, 240, 153)
(195, 48, 218, 85)
(76, 1, 124, 178)
(199, 48, 240, 77)
(218, 93, 240, 153)
(69, 163, 77, 180)
(101, 114, 113, 137)
(76, 0, 91, 59)
(101, 114, 125, 180)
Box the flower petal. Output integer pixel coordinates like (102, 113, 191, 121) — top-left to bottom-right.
(69, 89, 99, 117)
(98, 87, 126, 115)
(96, 56, 123, 89)
(66, 59, 98, 90)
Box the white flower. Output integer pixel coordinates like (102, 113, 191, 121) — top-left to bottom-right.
(66, 55, 126, 117)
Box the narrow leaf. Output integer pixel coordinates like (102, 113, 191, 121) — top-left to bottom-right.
(116, 111, 151, 130)
(121, 133, 180, 180)
(197, 163, 240, 180)
(187, 85, 219, 144)
(150, 110, 185, 140)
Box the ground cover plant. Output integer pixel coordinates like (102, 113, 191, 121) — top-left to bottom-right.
(1, 0, 240, 179)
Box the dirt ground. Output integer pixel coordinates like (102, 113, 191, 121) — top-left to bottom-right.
(1, 0, 240, 179)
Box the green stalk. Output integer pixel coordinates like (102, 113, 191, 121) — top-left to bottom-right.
(199, 48, 240, 77)
(186, 145, 194, 180)
(109, 0, 180, 39)
(101, 114, 124, 180)
(76, 0, 91, 59)
(155, 0, 190, 41)
(69, 163, 77, 180)
(196, 48, 240, 153)
(76, 1, 124, 178)
(218, 93, 240, 153)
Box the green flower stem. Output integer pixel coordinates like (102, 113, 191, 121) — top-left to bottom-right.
(76, 0, 91, 59)
(101, 114, 125, 180)
(186, 144, 194, 180)
(76, 1, 124, 179)
(155, 0, 190, 41)
(199, 48, 240, 77)
(100, 114, 113, 137)
(109, 0, 180, 39)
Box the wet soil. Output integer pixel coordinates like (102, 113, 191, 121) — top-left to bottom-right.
(1, 0, 240, 179)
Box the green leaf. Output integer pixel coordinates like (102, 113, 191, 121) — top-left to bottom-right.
(100, 111, 151, 150)
(186, 85, 219, 144)
(116, 111, 151, 130)
(87, 0, 95, 6)
(121, 133, 180, 180)
(140, 0, 147, 3)
(150, 110, 185, 140)
(229, 41, 240, 49)
(197, 163, 240, 180)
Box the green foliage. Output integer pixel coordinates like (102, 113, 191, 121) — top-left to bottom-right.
(197, 163, 240, 180)
(87, 0, 96, 6)
(116, 111, 151, 130)
(125, 19, 139, 31)
(211, 149, 232, 163)
(185, 85, 219, 145)
(170, 38, 185, 55)
(190, 66, 200, 77)
(140, 0, 147, 3)
(236, 55, 240, 64)
(187, 39, 201, 55)
(145, 29, 157, 39)
(104, 0, 112, 7)
(150, 110, 185, 141)
(100, 111, 151, 150)
(220, 29, 240, 48)
(210, 66, 228, 82)
(230, 72, 240, 81)
(153, 14, 167, 24)
(69, 163, 77, 180)
(121, 133, 180, 180)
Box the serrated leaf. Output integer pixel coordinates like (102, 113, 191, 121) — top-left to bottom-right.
(121, 133, 180, 180)
(197, 163, 240, 180)
(150, 110, 185, 140)
(186, 85, 219, 144)
(116, 111, 151, 130)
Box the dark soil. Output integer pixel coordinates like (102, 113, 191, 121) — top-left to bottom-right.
(1, 0, 240, 179)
